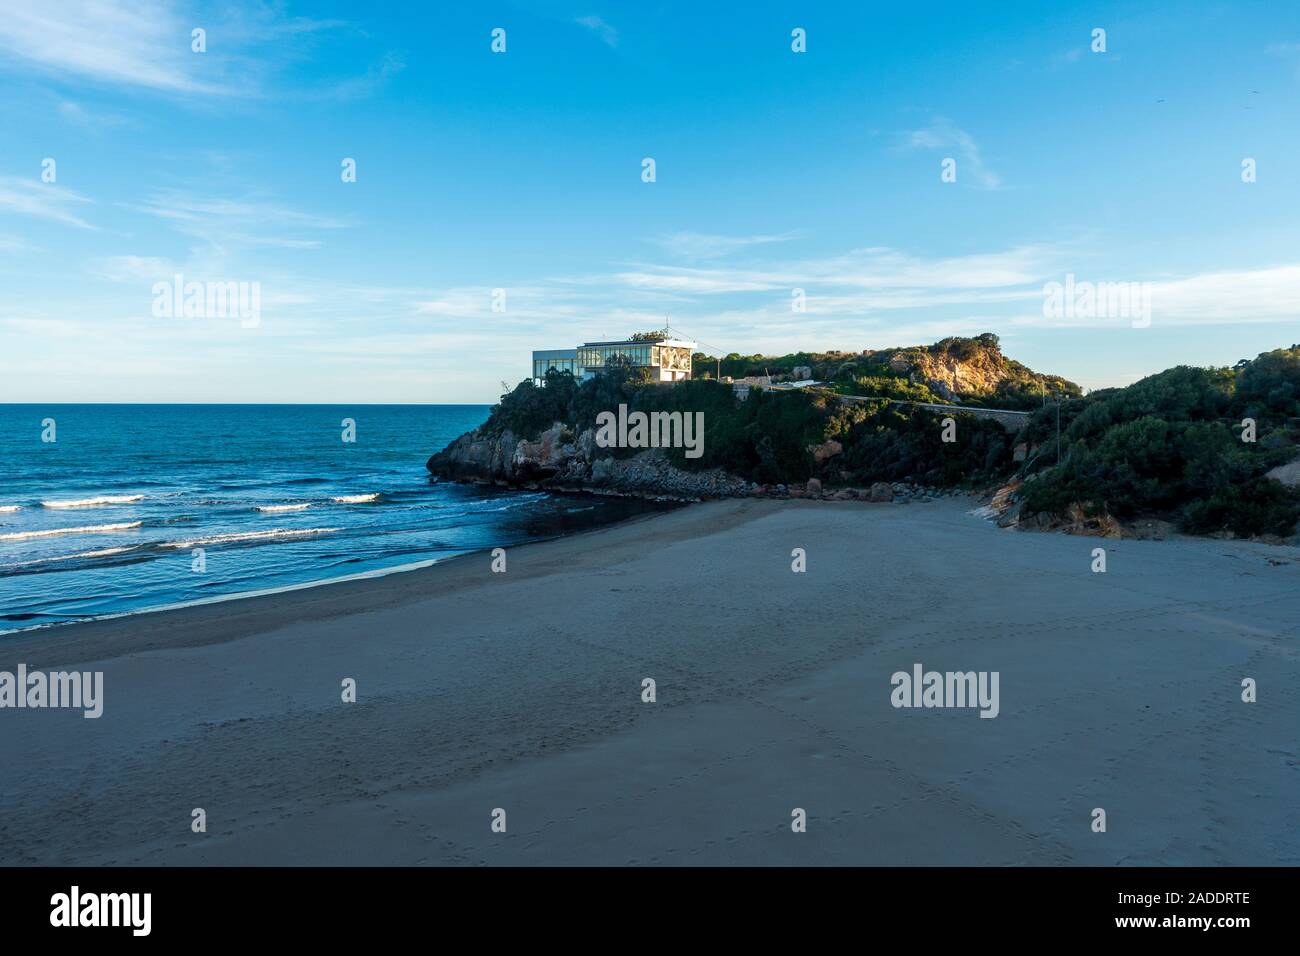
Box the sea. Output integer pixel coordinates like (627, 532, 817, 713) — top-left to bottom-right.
(0, 404, 671, 633)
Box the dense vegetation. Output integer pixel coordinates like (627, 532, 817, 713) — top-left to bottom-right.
(486, 354, 1017, 487)
(481, 339, 1300, 538)
(1018, 348, 1300, 537)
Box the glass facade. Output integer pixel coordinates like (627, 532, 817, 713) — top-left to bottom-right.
(533, 339, 695, 383)
(532, 356, 579, 380)
(577, 343, 653, 370)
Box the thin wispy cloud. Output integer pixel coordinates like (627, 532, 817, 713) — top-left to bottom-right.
(575, 15, 618, 47)
(606, 245, 1053, 297)
(250, 14, 350, 38)
(129, 191, 352, 248)
(79, 241, 1300, 364)
(899, 118, 1002, 190)
(612, 269, 776, 294)
(312, 51, 406, 102)
(57, 98, 131, 130)
(649, 231, 802, 260)
(540, 244, 1300, 336)
(19, 231, 1300, 405)
(1136, 265, 1300, 326)
(0, 1, 387, 103)
(90, 251, 246, 286)
(416, 286, 582, 324)
(0, 176, 97, 229)
(92, 255, 182, 284)
(0, 0, 236, 95)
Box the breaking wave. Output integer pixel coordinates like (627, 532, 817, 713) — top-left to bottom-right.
(9, 546, 140, 568)
(0, 522, 143, 542)
(161, 528, 341, 549)
(41, 495, 145, 509)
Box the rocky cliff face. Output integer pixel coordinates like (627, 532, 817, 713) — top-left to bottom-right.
(893, 350, 1002, 399)
(426, 423, 751, 500)
(884, 343, 1015, 401)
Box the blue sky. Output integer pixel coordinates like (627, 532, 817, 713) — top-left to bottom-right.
(2, 0, 1299, 403)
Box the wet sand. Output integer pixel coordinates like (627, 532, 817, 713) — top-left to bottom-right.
(1, 498, 1296, 865)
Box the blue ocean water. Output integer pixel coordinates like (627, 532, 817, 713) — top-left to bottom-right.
(0, 405, 668, 633)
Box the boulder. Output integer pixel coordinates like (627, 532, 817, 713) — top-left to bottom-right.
(426, 428, 516, 483)
(868, 481, 894, 502)
(590, 457, 615, 485)
(809, 439, 843, 463)
(806, 478, 823, 498)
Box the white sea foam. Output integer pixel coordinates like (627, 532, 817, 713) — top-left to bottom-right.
(0, 553, 455, 636)
(41, 495, 144, 509)
(0, 505, 20, 513)
(162, 528, 340, 549)
(331, 493, 380, 503)
(10, 546, 137, 567)
(0, 522, 143, 542)
(257, 503, 311, 513)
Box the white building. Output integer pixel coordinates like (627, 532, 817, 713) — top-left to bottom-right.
(532, 336, 697, 384)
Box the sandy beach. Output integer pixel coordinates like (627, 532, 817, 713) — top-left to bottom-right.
(1, 498, 1296, 866)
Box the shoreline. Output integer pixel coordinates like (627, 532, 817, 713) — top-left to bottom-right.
(0, 483, 987, 649)
(2, 498, 1296, 865)
(0, 485, 978, 651)
(0, 553, 452, 640)
(0, 501, 683, 668)
(0, 482, 679, 644)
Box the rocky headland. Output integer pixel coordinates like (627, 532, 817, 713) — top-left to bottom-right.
(428, 336, 1300, 542)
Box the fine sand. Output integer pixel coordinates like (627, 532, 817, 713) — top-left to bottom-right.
(1, 498, 1297, 866)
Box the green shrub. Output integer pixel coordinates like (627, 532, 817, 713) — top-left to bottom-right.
(1182, 480, 1300, 538)
(1017, 349, 1300, 536)
(847, 376, 942, 403)
(836, 404, 1011, 486)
